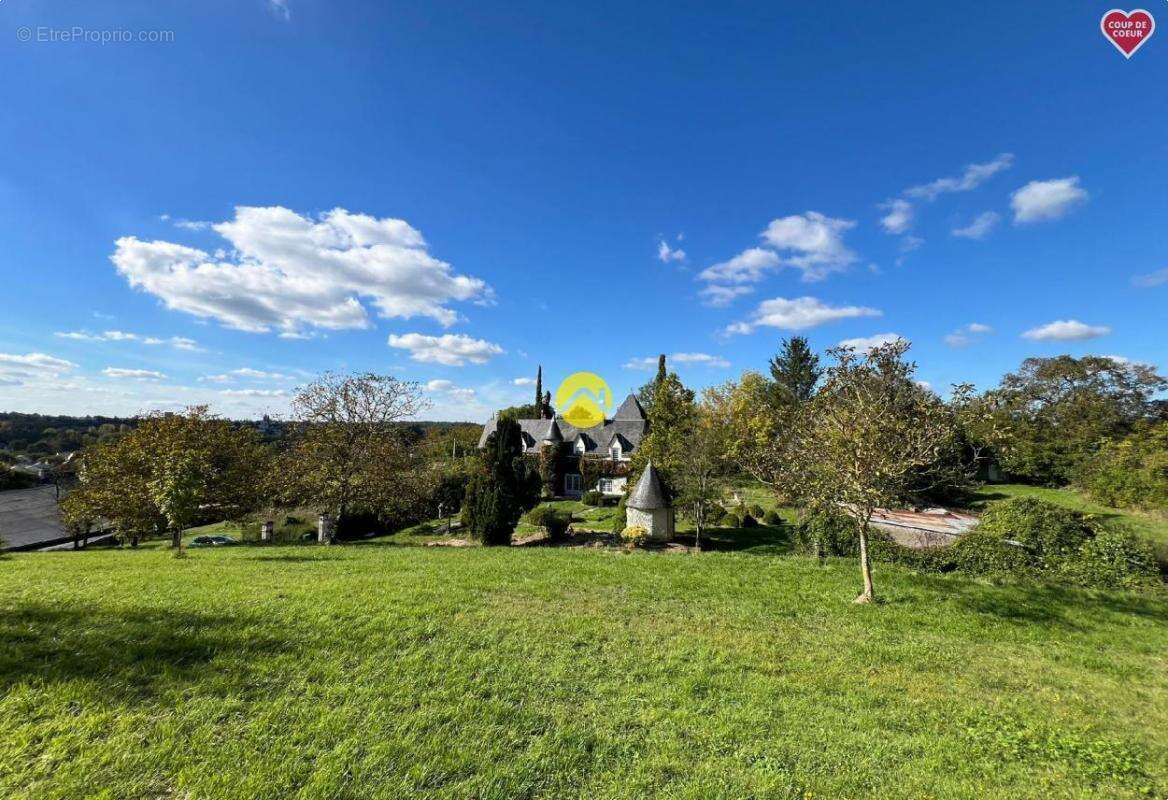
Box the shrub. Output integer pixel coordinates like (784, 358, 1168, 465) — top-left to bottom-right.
(525, 505, 571, 539)
(581, 490, 603, 507)
(706, 504, 728, 526)
(748, 503, 766, 519)
(793, 510, 856, 557)
(763, 509, 782, 526)
(1077, 421, 1168, 511)
(737, 512, 759, 529)
(611, 494, 628, 534)
(620, 525, 648, 547)
(1062, 528, 1159, 589)
(949, 497, 1161, 589)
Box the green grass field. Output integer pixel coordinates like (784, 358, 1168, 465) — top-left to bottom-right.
(971, 484, 1168, 547)
(3, 539, 1167, 799)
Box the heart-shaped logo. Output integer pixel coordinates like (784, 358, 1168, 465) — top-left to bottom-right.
(1100, 9, 1156, 58)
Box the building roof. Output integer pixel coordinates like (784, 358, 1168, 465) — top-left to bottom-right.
(0, 485, 68, 551)
(478, 394, 648, 456)
(627, 462, 669, 509)
(614, 394, 647, 421)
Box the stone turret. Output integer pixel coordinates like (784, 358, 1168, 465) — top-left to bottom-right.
(625, 462, 674, 542)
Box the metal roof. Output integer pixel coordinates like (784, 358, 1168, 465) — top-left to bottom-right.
(0, 485, 69, 551)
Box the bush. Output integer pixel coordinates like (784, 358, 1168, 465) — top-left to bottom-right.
(748, 503, 765, 519)
(736, 512, 759, 529)
(763, 509, 782, 526)
(581, 490, 603, 507)
(525, 505, 571, 539)
(948, 497, 1161, 589)
(620, 525, 648, 547)
(1077, 421, 1168, 511)
(706, 504, 728, 526)
(611, 494, 628, 534)
(793, 510, 856, 557)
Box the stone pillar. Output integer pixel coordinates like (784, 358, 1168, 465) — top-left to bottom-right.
(261, 520, 274, 543)
(317, 514, 335, 544)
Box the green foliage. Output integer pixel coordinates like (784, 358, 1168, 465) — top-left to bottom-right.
(525, 505, 571, 539)
(462, 419, 540, 546)
(763, 509, 782, 526)
(1077, 421, 1168, 511)
(986, 356, 1167, 485)
(580, 490, 603, 507)
(793, 510, 857, 557)
(949, 498, 1160, 589)
(768, 335, 821, 404)
(748, 503, 765, 518)
(631, 370, 696, 495)
(706, 504, 729, 526)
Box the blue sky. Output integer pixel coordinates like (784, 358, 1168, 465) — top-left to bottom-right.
(1, 0, 1165, 421)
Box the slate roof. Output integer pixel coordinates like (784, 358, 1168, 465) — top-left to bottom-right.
(627, 462, 669, 509)
(478, 393, 647, 456)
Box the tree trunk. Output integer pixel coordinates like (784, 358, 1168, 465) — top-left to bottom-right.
(694, 507, 702, 553)
(854, 518, 875, 604)
(171, 527, 182, 549)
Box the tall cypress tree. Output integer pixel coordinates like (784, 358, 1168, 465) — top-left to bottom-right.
(637, 354, 669, 415)
(769, 337, 821, 404)
(535, 366, 543, 418)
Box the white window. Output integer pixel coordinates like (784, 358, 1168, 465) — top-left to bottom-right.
(610, 444, 622, 461)
(565, 474, 582, 493)
(598, 478, 613, 494)
(574, 439, 586, 454)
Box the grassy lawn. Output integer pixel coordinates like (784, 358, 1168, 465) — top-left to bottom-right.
(2, 543, 1167, 799)
(972, 484, 1168, 547)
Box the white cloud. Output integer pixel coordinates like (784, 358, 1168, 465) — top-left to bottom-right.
(0, 352, 77, 385)
(698, 284, 754, 308)
(952, 211, 1001, 240)
(424, 379, 475, 402)
(220, 388, 287, 397)
(837, 333, 907, 353)
(201, 368, 292, 383)
(906, 153, 1015, 201)
(112, 206, 491, 336)
(657, 239, 686, 263)
(698, 248, 780, 285)
(1132, 268, 1168, 288)
(1022, 319, 1111, 342)
(102, 367, 167, 380)
(725, 296, 881, 336)
(268, 0, 290, 20)
(879, 199, 914, 235)
(387, 333, 504, 366)
(624, 352, 730, 370)
(944, 322, 993, 347)
(1011, 177, 1088, 224)
(760, 212, 858, 281)
(512, 377, 536, 386)
(54, 330, 201, 351)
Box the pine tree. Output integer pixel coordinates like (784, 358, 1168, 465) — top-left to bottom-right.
(535, 366, 544, 418)
(769, 336, 821, 404)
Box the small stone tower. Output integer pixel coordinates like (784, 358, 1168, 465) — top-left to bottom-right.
(625, 461, 674, 542)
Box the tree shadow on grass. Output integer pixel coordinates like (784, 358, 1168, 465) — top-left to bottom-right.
(905, 570, 1168, 629)
(0, 604, 293, 699)
(679, 524, 795, 555)
(244, 553, 343, 562)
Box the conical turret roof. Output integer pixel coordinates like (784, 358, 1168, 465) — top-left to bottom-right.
(627, 461, 669, 509)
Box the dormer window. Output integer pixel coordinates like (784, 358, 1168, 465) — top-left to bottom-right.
(610, 444, 622, 461)
(575, 439, 586, 454)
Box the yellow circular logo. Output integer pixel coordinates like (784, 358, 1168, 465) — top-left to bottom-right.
(555, 371, 612, 429)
